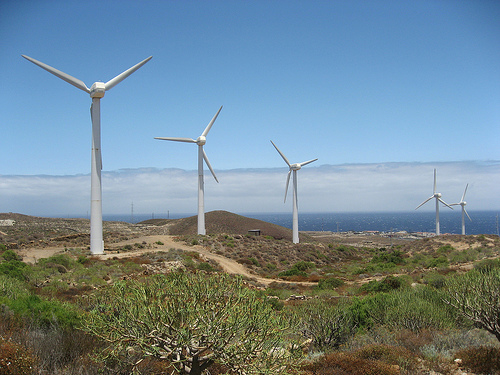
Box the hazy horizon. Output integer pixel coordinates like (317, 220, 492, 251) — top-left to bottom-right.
(1, 161, 498, 217)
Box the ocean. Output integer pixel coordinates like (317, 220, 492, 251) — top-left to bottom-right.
(102, 211, 500, 235)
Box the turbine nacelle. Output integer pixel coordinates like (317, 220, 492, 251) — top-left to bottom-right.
(90, 82, 106, 98)
(434, 192, 442, 198)
(196, 135, 207, 146)
(290, 163, 302, 171)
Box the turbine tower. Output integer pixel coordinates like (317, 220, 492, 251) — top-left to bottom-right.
(450, 184, 471, 235)
(22, 55, 152, 254)
(415, 169, 453, 235)
(271, 140, 317, 244)
(155, 106, 222, 235)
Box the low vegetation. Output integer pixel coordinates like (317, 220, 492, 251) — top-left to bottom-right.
(1, 212, 500, 374)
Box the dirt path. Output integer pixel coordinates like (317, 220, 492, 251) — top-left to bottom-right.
(20, 235, 314, 286)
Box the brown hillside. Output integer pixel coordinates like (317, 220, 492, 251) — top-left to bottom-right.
(164, 210, 307, 241)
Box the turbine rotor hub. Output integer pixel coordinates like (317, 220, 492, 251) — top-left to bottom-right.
(90, 82, 106, 98)
(196, 136, 206, 145)
(291, 163, 301, 171)
(435, 193, 442, 198)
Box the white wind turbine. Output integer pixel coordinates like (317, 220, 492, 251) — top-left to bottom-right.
(450, 184, 471, 235)
(22, 54, 152, 254)
(415, 168, 453, 235)
(155, 106, 222, 235)
(271, 140, 317, 244)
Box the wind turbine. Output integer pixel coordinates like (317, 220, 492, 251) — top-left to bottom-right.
(271, 140, 317, 244)
(450, 184, 471, 235)
(415, 168, 453, 235)
(155, 106, 222, 235)
(22, 54, 152, 254)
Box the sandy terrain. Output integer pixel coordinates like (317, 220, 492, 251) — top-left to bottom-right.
(19, 234, 315, 286)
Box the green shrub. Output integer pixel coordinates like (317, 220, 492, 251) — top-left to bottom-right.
(315, 276, 344, 290)
(349, 287, 458, 333)
(77, 255, 90, 265)
(0, 259, 29, 281)
(38, 254, 75, 270)
(437, 244, 455, 253)
(197, 262, 215, 272)
(0, 274, 29, 299)
(5, 294, 80, 329)
(297, 298, 356, 349)
(449, 248, 478, 264)
(444, 268, 500, 341)
(249, 257, 260, 266)
(359, 276, 405, 293)
(371, 249, 406, 266)
(1, 249, 21, 262)
(423, 272, 446, 289)
(278, 261, 315, 278)
(474, 258, 500, 273)
(278, 268, 307, 277)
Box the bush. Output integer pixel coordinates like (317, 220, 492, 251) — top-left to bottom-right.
(359, 276, 405, 293)
(315, 276, 344, 290)
(444, 268, 500, 341)
(297, 298, 356, 350)
(0, 337, 37, 374)
(0, 259, 29, 281)
(455, 346, 500, 374)
(423, 272, 446, 289)
(301, 351, 400, 375)
(371, 249, 406, 266)
(0, 275, 29, 300)
(353, 344, 418, 373)
(81, 273, 301, 374)
(1, 250, 21, 262)
(349, 287, 459, 333)
(38, 254, 75, 271)
(278, 261, 315, 278)
(474, 258, 500, 273)
(5, 294, 80, 329)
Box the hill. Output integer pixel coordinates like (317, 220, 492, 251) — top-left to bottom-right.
(141, 210, 310, 241)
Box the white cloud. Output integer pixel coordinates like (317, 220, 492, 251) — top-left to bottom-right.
(0, 161, 498, 217)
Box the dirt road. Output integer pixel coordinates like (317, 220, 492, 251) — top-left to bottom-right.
(20, 235, 313, 286)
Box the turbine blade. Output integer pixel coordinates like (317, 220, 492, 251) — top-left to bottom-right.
(270, 140, 291, 167)
(104, 56, 152, 91)
(415, 196, 433, 210)
(284, 170, 291, 203)
(154, 137, 196, 143)
(22, 55, 90, 93)
(201, 106, 223, 137)
(461, 183, 468, 202)
(299, 158, 318, 167)
(438, 198, 453, 209)
(202, 149, 218, 183)
(464, 208, 472, 221)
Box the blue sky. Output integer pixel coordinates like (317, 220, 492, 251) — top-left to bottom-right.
(1, 0, 499, 216)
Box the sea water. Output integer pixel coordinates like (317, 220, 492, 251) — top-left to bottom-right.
(103, 211, 499, 235)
